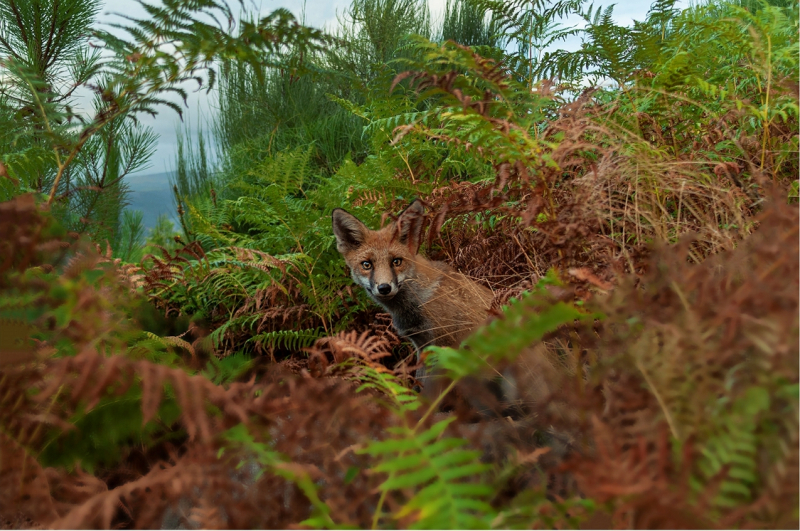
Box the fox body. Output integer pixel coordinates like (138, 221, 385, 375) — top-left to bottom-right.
(332, 200, 493, 357)
(332, 201, 571, 429)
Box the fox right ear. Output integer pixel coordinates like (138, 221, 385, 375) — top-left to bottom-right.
(332, 209, 368, 253)
(395, 199, 425, 253)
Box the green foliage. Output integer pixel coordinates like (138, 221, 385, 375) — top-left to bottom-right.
(201, 351, 255, 385)
(173, 125, 216, 204)
(115, 210, 147, 263)
(345, 278, 584, 529)
(347, 363, 498, 529)
(216, 59, 369, 176)
(536, 0, 798, 175)
(127, 331, 186, 365)
(0, 0, 156, 249)
(343, 0, 433, 66)
(472, 0, 584, 87)
(440, 0, 499, 47)
(354, 364, 422, 413)
(246, 329, 326, 354)
(95, 3, 333, 119)
(143, 213, 181, 256)
(39, 387, 182, 473)
(695, 386, 769, 507)
(0, 0, 333, 255)
(0, 0, 101, 77)
(386, 34, 562, 175)
(362, 416, 494, 529)
(689, 374, 799, 511)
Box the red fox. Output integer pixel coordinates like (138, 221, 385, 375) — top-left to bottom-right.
(332, 200, 493, 359)
(331, 200, 568, 415)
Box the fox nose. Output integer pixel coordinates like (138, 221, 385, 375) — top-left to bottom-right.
(377, 284, 392, 295)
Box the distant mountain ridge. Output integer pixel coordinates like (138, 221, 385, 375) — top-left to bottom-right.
(124, 171, 179, 231)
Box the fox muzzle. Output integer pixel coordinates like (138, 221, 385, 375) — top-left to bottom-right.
(377, 283, 392, 295)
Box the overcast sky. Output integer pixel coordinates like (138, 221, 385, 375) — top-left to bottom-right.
(92, 0, 686, 175)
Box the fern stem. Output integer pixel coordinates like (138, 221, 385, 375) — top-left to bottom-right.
(281, 220, 330, 334)
(618, 79, 642, 137)
(414, 379, 457, 433)
(20, 72, 66, 204)
(759, 34, 772, 171)
(399, 151, 417, 184)
(371, 373, 455, 530)
(29, 384, 64, 453)
(636, 359, 680, 441)
(371, 482, 390, 530)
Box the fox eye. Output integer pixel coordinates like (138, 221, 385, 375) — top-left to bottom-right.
(361, 261, 372, 270)
(392, 258, 403, 267)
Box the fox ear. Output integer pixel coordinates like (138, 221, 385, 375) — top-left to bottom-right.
(332, 208, 368, 253)
(394, 199, 425, 253)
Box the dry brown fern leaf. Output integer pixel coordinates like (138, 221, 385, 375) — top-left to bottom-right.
(47, 371, 396, 528)
(2, 346, 403, 528)
(554, 197, 799, 529)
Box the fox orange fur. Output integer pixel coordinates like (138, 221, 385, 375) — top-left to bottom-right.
(332, 200, 572, 430)
(331, 200, 493, 391)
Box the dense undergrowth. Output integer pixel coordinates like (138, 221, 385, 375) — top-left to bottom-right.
(0, 0, 797, 528)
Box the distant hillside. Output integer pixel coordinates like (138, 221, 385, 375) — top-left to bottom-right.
(124, 171, 179, 231)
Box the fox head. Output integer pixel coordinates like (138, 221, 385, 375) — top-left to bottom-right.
(331, 200, 426, 302)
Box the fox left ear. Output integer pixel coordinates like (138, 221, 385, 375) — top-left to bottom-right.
(394, 199, 425, 253)
(332, 208, 368, 253)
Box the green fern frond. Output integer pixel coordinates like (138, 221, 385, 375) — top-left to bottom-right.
(126, 334, 181, 364)
(210, 313, 263, 350)
(247, 328, 325, 353)
(695, 386, 770, 508)
(351, 364, 422, 413)
(142, 331, 195, 357)
(362, 416, 495, 529)
(201, 351, 256, 385)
